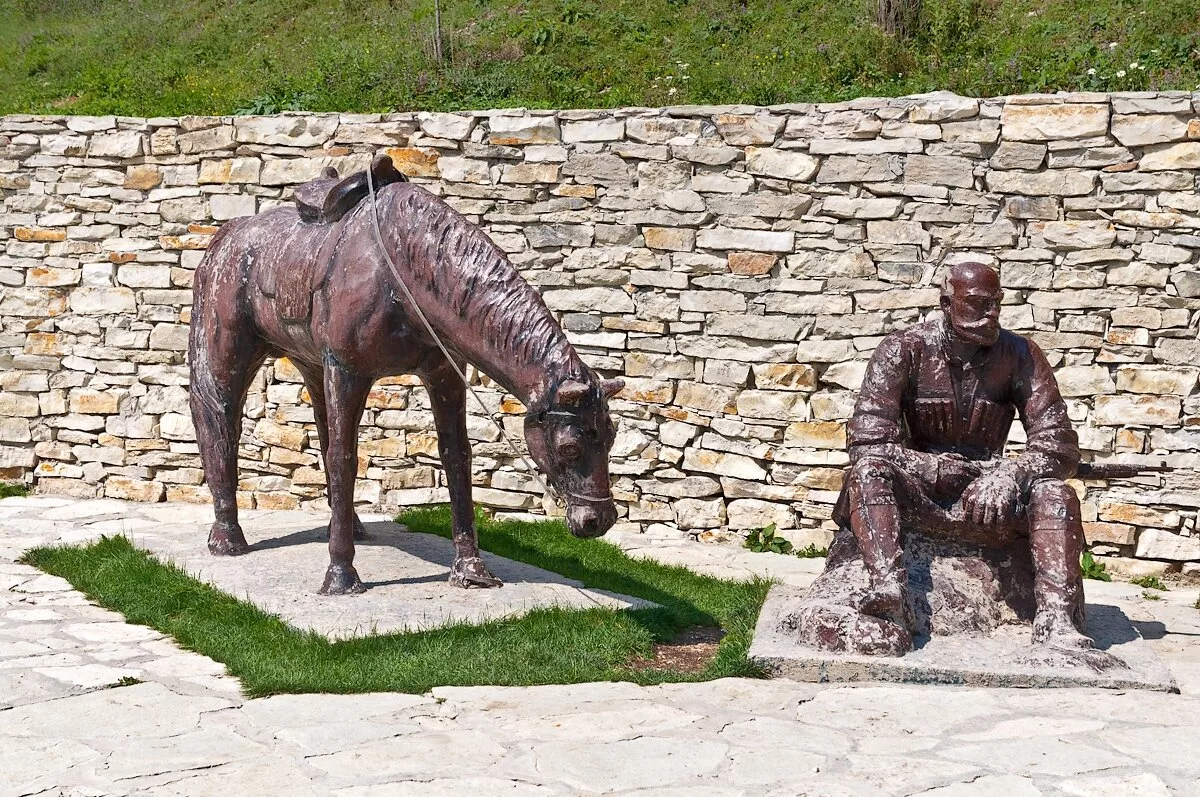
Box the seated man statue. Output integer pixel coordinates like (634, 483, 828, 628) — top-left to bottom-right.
(801, 262, 1114, 664)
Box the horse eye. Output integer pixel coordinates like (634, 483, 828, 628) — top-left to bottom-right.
(585, 427, 599, 440)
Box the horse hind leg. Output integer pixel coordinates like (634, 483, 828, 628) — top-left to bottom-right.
(296, 363, 368, 542)
(189, 313, 268, 556)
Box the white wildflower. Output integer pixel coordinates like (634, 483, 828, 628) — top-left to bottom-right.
(1116, 70, 1126, 78)
(1108, 42, 1118, 49)
(1087, 68, 1096, 76)
(1129, 62, 1138, 69)
(667, 87, 677, 96)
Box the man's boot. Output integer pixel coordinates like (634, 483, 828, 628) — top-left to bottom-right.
(1030, 518, 1091, 649)
(1027, 481, 1124, 671)
(851, 502, 915, 634)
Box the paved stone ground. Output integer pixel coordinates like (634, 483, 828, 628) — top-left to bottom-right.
(2, 496, 1199, 796)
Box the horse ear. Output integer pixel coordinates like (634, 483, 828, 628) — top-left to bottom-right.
(556, 380, 589, 406)
(322, 166, 339, 179)
(601, 378, 625, 398)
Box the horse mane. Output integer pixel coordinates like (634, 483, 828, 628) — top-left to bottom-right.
(378, 183, 587, 397)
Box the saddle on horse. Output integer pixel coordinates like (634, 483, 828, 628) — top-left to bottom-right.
(265, 155, 408, 323)
(294, 154, 407, 224)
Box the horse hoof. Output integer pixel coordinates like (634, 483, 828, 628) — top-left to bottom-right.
(449, 556, 503, 589)
(208, 524, 249, 556)
(319, 564, 366, 595)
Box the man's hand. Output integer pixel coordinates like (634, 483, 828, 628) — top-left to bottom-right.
(960, 468, 1022, 528)
(937, 453, 983, 490)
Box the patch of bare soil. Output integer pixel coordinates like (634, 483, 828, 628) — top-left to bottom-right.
(627, 626, 726, 674)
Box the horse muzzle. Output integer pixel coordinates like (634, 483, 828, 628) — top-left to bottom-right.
(566, 500, 616, 538)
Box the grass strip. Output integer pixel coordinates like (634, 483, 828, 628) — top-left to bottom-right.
(3, 0, 1197, 116)
(21, 506, 769, 696)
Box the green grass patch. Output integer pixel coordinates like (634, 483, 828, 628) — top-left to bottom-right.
(1131, 575, 1169, 591)
(1, 0, 1197, 115)
(21, 506, 770, 697)
(0, 483, 29, 499)
(795, 543, 829, 559)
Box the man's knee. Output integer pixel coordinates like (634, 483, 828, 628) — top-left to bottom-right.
(848, 455, 899, 504)
(1028, 479, 1080, 523)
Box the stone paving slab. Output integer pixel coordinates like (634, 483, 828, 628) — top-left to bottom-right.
(751, 585, 1177, 691)
(2, 497, 1200, 796)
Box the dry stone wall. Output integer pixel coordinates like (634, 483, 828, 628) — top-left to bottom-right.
(2, 91, 1200, 574)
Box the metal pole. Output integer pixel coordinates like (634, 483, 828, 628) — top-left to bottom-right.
(434, 0, 444, 63)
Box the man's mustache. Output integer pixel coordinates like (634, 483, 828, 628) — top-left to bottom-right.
(956, 317, 1000, 341)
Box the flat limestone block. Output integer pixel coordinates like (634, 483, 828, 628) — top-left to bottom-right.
(129, 517, 652, 639)
(750, 583, 1178, 692)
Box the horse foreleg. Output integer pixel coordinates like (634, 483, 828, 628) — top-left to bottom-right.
(318, 361, 373, 595)
(297, 362, 368, 542)
(423, 364, 501, 588)
(189, 312, 267, 557)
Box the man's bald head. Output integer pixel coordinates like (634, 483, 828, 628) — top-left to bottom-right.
(941, 262, 1002, 301)
(940, 262, 1003, 347)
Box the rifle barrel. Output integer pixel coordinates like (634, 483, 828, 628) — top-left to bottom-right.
(1076, 462, 1170, 479)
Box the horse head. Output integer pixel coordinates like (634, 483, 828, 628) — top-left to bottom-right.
(524, 376, 625, 538)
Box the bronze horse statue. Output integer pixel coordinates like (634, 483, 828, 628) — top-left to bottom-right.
(188, 155, 623, 594)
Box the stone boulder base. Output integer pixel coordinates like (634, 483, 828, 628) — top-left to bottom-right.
(750, 531, 1176, 691)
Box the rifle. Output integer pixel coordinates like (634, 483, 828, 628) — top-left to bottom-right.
(946, 456, 1170, 481)
(1075, 462, 1170, 480)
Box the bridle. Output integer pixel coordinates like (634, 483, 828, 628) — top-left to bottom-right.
(527, 408, 618, 506)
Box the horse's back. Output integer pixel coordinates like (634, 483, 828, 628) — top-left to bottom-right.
(197, 208, 332, 317)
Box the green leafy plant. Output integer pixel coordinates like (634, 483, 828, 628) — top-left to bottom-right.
(744, 524, 794, 555)
(234, 90, 315, 115)
(1142, 591, 1163, 601)
(795, 543, 829, 559)
(1081, 550, 1112, 582)
(0, 483, 29, 499)
(1131, 575, 1169, 591)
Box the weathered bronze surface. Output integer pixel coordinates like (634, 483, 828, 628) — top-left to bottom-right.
(794, 263, 1121, 669)
(189, 155, 622, 594)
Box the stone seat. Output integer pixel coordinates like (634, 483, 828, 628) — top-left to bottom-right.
(294, 154, 407, 224)
(779, 509, 1042, 657)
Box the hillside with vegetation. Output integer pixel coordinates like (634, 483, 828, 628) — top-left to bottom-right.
(1, 0, 1198, 115)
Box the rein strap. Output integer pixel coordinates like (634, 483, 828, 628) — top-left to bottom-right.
(365, 169, 562, 505)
